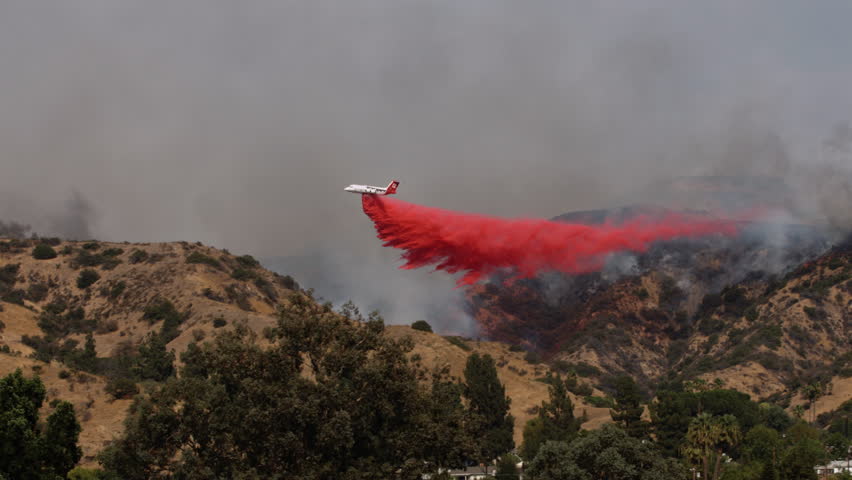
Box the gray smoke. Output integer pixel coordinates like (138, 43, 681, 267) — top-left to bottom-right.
(1, 1, 851, 330)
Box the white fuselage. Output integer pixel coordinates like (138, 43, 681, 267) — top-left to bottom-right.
(345, 184, 388, 195)
(345, 180, 399, 195)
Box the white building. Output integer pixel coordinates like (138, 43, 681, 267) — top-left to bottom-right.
(815, 460, 852, 478)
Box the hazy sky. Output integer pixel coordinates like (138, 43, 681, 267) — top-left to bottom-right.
(2, 1, 851, 328)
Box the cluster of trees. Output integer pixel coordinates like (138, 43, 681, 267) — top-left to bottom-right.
(97, 293, 515, 479)
(520, 373, 850, 480)
(0, 369, 82, 479)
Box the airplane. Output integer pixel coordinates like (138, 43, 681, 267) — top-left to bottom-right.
(344, 180, 400, 195)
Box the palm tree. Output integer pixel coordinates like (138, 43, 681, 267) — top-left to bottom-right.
(802, 382, 825, 424)
(682, 413, 742, 480)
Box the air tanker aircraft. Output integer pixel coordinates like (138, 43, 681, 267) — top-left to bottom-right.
(344, 180, 399, 195)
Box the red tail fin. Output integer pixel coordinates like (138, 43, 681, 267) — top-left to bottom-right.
(385, 180, 399, 195)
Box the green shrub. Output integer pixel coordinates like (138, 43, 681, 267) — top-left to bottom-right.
(186, 251, 222, 269)
(276, 274, 300, 291)
(236, 255, 260, 268)
(26, 282, 49, 302)
(253, 277, 278, 301)
(225, 284, 252, 311)
(231, 268, 256, 281)
(82, 242, 100, 250)
(67, 467, 110, 480)
(31, 243, 58, 260)
(58, 369, 71, 379)
(803, 306, 823, 320)
(128, 249, 149, 264)
(102, 248, 124, 257)
(584, 395, 614, 408)
(754, 324, 783, 350)
(443, 336, 472, 351)
(411, 320, 433, 333)
(509, 344, 524, 353)
(744, 305, 759, 322)
(105, 377, 138, 399)
(524, 350, 543, 364)
(76, 269, 101, 289)
(212, 317, 227, 328)
(143, 298, 185, 342)
(109, 281, 126, 299)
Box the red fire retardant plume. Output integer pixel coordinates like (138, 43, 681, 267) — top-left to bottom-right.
(362, 195, 741, 286)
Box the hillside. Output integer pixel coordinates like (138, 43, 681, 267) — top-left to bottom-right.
(468, 222, 851, 403)
(0, 237, 568, 463)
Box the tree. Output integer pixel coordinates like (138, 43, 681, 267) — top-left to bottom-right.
(650, 389, 700, 457)
(610, 375, 649, 438)
(42, 400, 84, 475)
(741, 425, 782, 480)
(682, 413, 742, 480)
(68, 332, 98, 372)
(495, 454, 520, 480)
(100, 293, 474, 479)
(521, 374, 581, 461)
(526, 425, 689, 480)
(464, 352, 514, 463)
(778, 422, 827, 480)
(802, 382, 825, 424)
(742, 425, 781, 467)
(411, 320, 433, 333)
(651, 387, 760, 458)
(133, 333, 175, 381)
(0, 369, 82, 479)
(419, 369, 477, 470)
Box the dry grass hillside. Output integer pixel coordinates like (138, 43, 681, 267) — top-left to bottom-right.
(1, 237, 590, 462)
(1, 237, 303, 463)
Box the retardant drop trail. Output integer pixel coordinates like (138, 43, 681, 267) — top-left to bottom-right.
(362, 195, 742, 286)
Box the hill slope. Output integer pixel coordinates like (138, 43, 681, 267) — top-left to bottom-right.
(0, 237, 572, 461)
(468, 223, 850, 402)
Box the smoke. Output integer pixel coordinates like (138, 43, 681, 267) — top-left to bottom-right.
(1, 2, 852, 329)
(362, 195, 740, 286)
(0, 191, 94, 240)
(0, 221, 30, 239)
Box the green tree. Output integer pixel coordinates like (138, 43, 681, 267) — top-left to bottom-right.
(0, 369, 82, 479)
(495, 454, 520, 480)
(42, 400, 83, 476)
(464, 352, 514, 463)
(682, 413, 742, 480)
(802, 382, 825, 424)
(521, 374, 581, 461)
(100, 293, 474, 479)
(420, 369, 476, 470)
(527, 425, 689, 480)
(778, 422, 826, 480)
(68, 333, 98, 372)
(610, 375, 649, 438)
(133, 333, 175, 381)
(742, 425, 781, 467)
(651, 388, 699, 457)
(651, 387, 760, 458)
